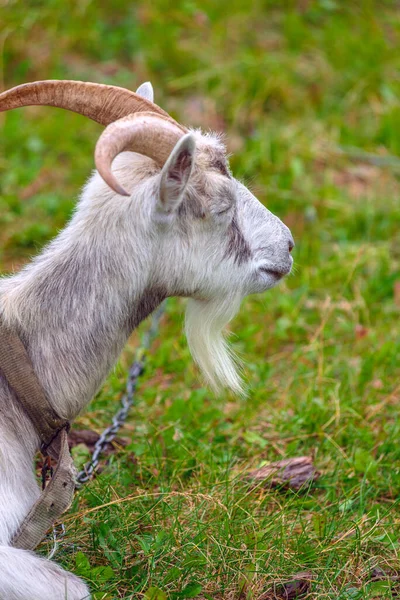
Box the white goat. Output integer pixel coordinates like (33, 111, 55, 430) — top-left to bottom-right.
(0, 80, 294, 600)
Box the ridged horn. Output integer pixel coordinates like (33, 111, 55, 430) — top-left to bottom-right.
(95, 112, 187, 196)
(0, 79, 176, 126)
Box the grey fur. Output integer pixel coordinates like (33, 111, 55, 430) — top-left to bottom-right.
(226, 212, 253, 264)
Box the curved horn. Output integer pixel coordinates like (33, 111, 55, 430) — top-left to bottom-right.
(95, 112, 188, 196)
(0, 80, 174, 126)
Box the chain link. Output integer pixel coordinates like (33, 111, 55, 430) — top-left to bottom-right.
(46, 301, 165, 557)
(76, 301, 165, 485)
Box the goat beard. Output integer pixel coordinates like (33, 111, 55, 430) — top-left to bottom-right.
(185, 294, 244, 395)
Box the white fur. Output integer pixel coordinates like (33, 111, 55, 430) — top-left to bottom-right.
(135, 81, 154, 102)
(0, 83, 293, 598)
(185, 295, 244, 394)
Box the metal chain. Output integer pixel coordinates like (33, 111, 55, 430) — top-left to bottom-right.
(45, 301, 165, 557)
(76, 301, 165, 485)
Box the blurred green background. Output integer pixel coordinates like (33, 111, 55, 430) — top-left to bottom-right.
(1, 1, 400, 599)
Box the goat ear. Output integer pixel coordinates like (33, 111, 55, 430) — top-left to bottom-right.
(135, 81, 154, 102)
(159, 133, 195, 213)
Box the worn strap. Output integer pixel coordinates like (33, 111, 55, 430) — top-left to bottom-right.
(10, 428, 76, 550)
(0, 318, 70, 452)
(0, 317, 76, 550)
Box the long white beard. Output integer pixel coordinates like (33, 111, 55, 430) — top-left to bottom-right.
(185, 294, 244, 395)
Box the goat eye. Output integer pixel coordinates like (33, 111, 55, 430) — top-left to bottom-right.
(215, 205, 232, 216)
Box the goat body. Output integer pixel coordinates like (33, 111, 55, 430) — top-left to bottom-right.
(0, 81, 293, 599)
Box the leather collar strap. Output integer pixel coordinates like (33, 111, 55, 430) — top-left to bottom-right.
(0, 317, 70, 453)
(10, 427, 76, 550)
(0, 317, 76, 551)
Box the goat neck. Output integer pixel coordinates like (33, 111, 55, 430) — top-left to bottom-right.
(0, 160, 163, 422)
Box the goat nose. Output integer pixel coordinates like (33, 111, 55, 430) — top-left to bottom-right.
(288, 235, 295, 253)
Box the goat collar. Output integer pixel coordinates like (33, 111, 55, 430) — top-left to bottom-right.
(0, 317, 76, 551)
(0, 317, 70, 453)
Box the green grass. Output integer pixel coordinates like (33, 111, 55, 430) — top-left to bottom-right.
(1, 1, 400, 598)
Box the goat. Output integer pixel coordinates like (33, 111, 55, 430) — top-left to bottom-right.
(0, 79, 294, 600)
